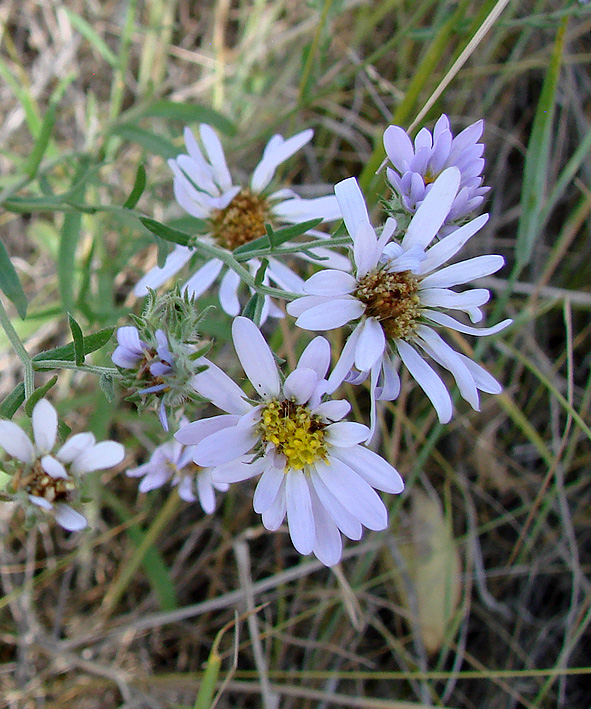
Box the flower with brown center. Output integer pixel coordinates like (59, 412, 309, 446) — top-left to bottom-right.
(134, 124, 345, 322)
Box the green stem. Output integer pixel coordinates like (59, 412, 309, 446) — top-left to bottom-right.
(0, 296, 34, 399)
(190, 240, 302, 301)
(32, 360, 118, 377)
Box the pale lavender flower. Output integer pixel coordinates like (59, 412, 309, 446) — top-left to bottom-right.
(175, 316, 403, 567)
(287, 172, 512, 427)
(384, 114, 489, 223)
(0, 399, 124, 530)
(127, 426, 228, 514)
(111, 325, 204, 431)
(134, 124, 347, 322)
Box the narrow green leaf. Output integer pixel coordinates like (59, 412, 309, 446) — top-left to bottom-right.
(68, 313, 85, 366)
(99, 373, 116, 402)
(112, 124, 179, 159)
(58, 212, 82, 313)
(0, 240, 28, 319)
(0, 382, 25, 419)
(233, 218, 323, 257)
(135, 100, 236, 136)
(24, 95, 57, 178)
(515, 19, 567, 268)
(0, 56, 41, 136)
(193, 650, 222, 709)
(33, 326, 115, 363)
(123, 163, 147, 209)
(140, 217, 192, 246)
(63, 8, 118, 66)
(25, 375, 58, 416)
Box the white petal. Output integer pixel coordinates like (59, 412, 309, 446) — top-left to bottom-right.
(285, 469, 315, 555)
(199, 124, 233, 191)
(231, 317, 280, 399)
(70, 441, 125, 474)
(420, 255, 505, 289)
(424, 310, 513, 336)
(182, 258, 224, 298)
(354, 221, 380, 278)
(41, 455, 67, 479)
(134, 245, 193, 296)
(213, 456, 266, 483)
(29, 494, 52, 510)
(190, 359, 252, 415)
(334, 177, 372, 246)
(332, 446, 404, 494)
(218, 269, 241, 316)
(54, 504, 87, 531)
(295, 298, 364, 331)
(419, 287, 490, 322)
(193, 426, 258, 467)
(267, 258, 305, 294)
(250, 129, 313, 192)
(272, 194, 341, 222)
(396, 339, 452, 423)
(456, 353, 502, 394)
(315, 458, 387, 531)
(402, 167, 461, 250)
(326, 321, 363, 393)
(32, 399, 57, 454)
(312, 399, 351, 422)
(298, 336, 331, 380)
(302, 269, 356, 296)
(196, 470, 217, 513)
(0, 421, 34, 464)
(286, 294, 330, 318)
(325, 421, 370, 447)
(415, 325, 480, 410)
(176, 415, 240, 446)
(283, 368, 318, 404)
(420, 214, 489, 273)
(261, 477, 287, 530)
(309, 486, 342, 566)
(309, 468, 362, 540)
(57, 432, 96, 464)
(253, 466, 285, 513)
(355, 317, 386, 372)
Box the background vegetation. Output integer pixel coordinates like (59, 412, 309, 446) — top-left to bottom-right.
(0, 0, 590, 707)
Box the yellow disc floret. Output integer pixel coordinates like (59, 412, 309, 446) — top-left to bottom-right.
(260, 399, 328, 471)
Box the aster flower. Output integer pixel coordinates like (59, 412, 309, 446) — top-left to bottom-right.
(0, 399, 124, 530)
(175, 316, 404, 567)
(384, 114, 489, 224)
(127, 424, 228, 513)
(287, 171, 512, 426)
(112, 323, 206, 431)
(134, 124, 346, 321)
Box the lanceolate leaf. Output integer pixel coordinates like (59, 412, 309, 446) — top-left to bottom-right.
(0, 240, 28, 319)
(33, 326, 115, 363)
(140, 217, 192, 246)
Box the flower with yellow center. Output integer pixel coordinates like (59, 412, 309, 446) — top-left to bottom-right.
(176, 316, 404, 567)
(134, 124, 347, 323)
(287, 172, 512, 428)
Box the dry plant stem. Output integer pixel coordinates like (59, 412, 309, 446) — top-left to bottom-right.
(233, 539, 279, 709)
(0, 295, 34, 398)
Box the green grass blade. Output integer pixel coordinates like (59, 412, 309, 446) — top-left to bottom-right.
(63, 7, 118, 66)
(514, 18, 567, 269)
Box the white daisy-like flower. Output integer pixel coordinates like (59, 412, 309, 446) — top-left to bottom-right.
(134, 124, 346, 322)
(176, 316, 403, 567)
(0, 399, 125, 530)
(127, 423, 228, 514)
(384, 114, 489, 223)
(287, 171, 512, 426)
